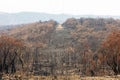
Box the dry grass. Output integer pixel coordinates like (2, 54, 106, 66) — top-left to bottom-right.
(30, 75, 120, 80)
(2, 74, 120, 80)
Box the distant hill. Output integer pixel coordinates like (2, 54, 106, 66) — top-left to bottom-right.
(0, 12, 72, 26)
(0, 12, 120, 26)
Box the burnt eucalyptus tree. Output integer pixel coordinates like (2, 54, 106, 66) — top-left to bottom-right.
(0, 35, 24, 74)
(102, 30, 120, 75)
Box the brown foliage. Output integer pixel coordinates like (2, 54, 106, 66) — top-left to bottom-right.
(0, 35, 24, 74)
(102, 30, 120, 75)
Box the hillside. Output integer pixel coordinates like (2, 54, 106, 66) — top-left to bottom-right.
(3, 18, 120, 77)
(8, 18, 120, 48)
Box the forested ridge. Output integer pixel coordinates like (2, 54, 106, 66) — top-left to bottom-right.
(0, 18, 120, 79)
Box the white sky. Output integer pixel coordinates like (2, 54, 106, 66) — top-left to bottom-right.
(0, 0, 120, 15)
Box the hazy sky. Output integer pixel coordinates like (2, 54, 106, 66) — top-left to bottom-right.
(0, 0, 120, 15)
